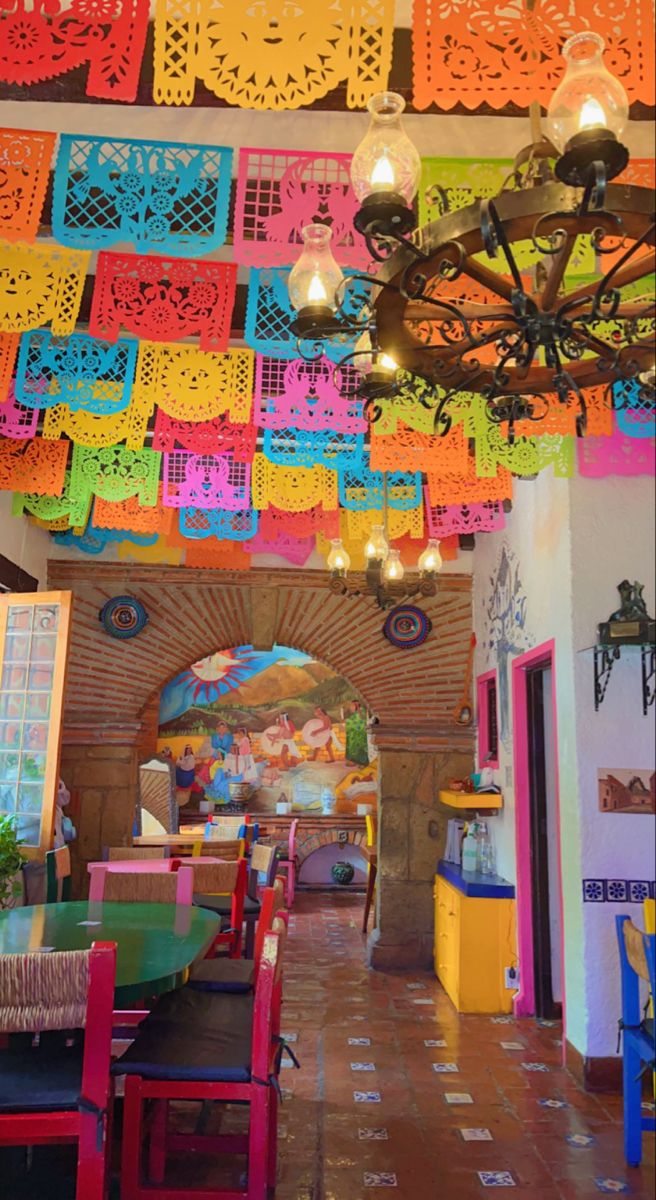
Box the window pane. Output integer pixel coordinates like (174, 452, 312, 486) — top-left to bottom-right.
(25, 692, 50, 721)
(28, 663, 53, 691)
(0, 783, 17, 812)
(0, 722, 21, 750)
(17, 782, 44, 813)
(22, 723, 48, 752)
(16, 814, 40, 844)
(1, 665, 27, 691)
(0, 752, 20, 783)
(4, 633, 30, 662)
(21, 752, 47, 782)
(31, 635, 57, 663)
(7, 607, 33, 631)
(34, 605, 59, 633)
(0, 693, 25, 721)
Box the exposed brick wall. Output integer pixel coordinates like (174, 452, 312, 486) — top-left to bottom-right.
(48, 562, 475, 962)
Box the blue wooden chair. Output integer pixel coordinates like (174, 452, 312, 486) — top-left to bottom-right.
(615, 915, 656, 1166)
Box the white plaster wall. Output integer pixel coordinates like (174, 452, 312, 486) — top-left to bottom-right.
(472, 470, 587, 1054)
(569, 474, 656, 1059)
(0, 492, 52, 588)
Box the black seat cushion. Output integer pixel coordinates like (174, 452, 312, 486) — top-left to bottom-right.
(194, 893, 260, 917)
(111, 989, 253, 1082)
(0, 1032, 83, 1113)
(188, 958, 255, 994)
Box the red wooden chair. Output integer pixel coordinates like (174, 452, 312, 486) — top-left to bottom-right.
(275, 818, 299, 908)
(187, 878, 285, 995)
(113, 924, 292, 1200)
(179, 857, 247, 959)
(0, 942, 116, 1200)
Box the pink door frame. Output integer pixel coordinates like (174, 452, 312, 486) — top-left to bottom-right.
(511, 640, 566, 1046)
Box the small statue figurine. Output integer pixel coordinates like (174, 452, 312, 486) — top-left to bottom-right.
(599, 580, 655, 644)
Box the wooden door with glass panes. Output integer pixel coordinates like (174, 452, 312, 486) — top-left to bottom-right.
(0, 592, 72, 860)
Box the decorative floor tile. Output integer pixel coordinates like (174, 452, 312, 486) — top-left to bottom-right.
(538, 1099, 569, 1109)
(594, 1179, 630, 1194)
(522, 1062, 549, 1072)
(432, 1062, 459, 1073)
(444, 1093, 473, 1104)
(479, 1171, 516, 1187)
(358, 1128, 389, 1141)
(642, 1101, 656, 1112)
(500, 1042, 525, 1050)
(364, 1172, 398, 1187)
(460, 1128, 493, 1141)
(281, 1032, 298, 1043)
(351, 1062, 376, 1071)
(566, 1133, 597, 1147)
(536, 1020, 557, 1028)
(354, 1091, 381, 1103)
(491, 1016, 514, 1024)
(406, 982, 427, 990)
(424, 1039, 447, 1047)
(348, 1037, 372, 1046)
(412, 998, 435, 1005)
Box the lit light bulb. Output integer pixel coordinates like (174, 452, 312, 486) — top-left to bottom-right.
(288, 223, 344, 316)
(370, 154, 395, 189)
(378, 353, 398, 372)
(326, 539, 350, 573)
(307, 273, 328, 304)
(579, 97, 606, 130)
(382, 548, 404, 582)
(364, 524, 389, 562)
(418, 538, 443, 574)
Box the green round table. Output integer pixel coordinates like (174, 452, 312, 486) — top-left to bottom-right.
(0, 902, 221, 1004)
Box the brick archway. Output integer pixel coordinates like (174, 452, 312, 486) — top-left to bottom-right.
(49, 561, 474, 968)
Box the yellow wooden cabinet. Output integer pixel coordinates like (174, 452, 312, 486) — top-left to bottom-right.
(434, 863, 516, 1014)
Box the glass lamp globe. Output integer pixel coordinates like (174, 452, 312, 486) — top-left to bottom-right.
(418, 538, 442, 574)
(548, 33, 629, 185)
(382, 547, 404, 582)
(326, 539, 350, 573)
(351, 92, 420, 237)
(288, 224, 345, 331)
(364, 524, 389, 562)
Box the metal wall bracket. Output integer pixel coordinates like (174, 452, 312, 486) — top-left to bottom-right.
(593, 644, 620, 710)
(641, 644, 656, 716)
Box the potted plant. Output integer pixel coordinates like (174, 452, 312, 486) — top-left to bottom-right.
(0, 815, 25, 910)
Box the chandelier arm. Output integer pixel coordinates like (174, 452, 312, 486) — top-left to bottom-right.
(592, 226, 656, 316)
(540, 233, 579, 312)
(480, 199, 527, 295)
(554, 247, 656, 318)
(414, 320, 519, 364)
(458, 257, 517, 304)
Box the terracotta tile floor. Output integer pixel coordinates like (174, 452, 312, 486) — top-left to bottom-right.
(3, 890, 655, 1198)
(275, 892, 655, 1200)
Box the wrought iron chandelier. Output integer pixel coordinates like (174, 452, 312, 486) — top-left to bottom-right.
(286, 32, 655, 448)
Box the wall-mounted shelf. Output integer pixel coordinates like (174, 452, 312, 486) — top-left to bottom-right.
(438, 790, 503, 811)
(579, 642, 655, 715)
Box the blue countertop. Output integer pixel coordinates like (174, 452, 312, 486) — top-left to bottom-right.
(437, 859, 515, 899)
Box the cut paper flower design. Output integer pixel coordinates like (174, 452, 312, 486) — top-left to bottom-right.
(15, 330, 137, 415)
(0, 241, 90, 335)
(152, 412, 257, 461)
(244, 531, 314, 565)
(234, 148, 367, 267)
(53, 135, 232, 255)
(338, 467, 422, 512)
(412, 0, 654, 111)
(153, 0, 393, 109)
(41, 390, 151, 450)
(577, 425, 656, 477)
(13, 471, 91, 530)
(92, 487, 173, 535)
(252, 456, 338, 513)
(263, 426, 365, 471)
(260, 503, 340, 539)
(0, 128, 56, 242)
(89, 252, 237, 350)
(0, 0, 149, 100)
(0, 435, 68, 495)
(69, 444, 161, 526)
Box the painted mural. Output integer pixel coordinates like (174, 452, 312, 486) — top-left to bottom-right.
(481, 544, 530, 746)
(158, 644, 377, 815)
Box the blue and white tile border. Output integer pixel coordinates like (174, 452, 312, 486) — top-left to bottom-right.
(582, 879, 654, 903)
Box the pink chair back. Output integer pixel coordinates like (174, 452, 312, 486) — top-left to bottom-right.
(88, 859, 175, 902)
(89, 865, 194, 905)
(287, 818, 299, 861)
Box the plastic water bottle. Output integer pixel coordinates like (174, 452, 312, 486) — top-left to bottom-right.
(461, 823, 478, 874)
